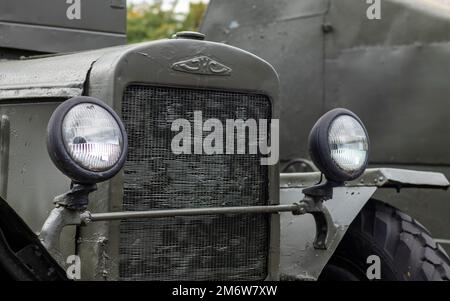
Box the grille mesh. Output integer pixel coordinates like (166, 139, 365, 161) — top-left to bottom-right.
(119, 85, 271, 280)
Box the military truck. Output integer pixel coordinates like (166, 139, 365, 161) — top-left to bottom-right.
(0, 0, 449, 281)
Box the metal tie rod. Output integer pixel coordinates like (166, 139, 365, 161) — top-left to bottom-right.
(86, 204, 302, 222)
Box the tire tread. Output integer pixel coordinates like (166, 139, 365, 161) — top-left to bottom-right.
(368, 201, 449, 280)
(326, 199, 450, 281)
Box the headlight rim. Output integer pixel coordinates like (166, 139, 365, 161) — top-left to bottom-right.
(47, 96, 128, 184)
(308, 108, 370, 182)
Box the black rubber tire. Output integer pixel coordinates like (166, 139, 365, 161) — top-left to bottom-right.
(319, 199, 450, 281)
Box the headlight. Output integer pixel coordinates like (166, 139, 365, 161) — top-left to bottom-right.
(47, 96, 128, 183)
(308, 108, 369, 182)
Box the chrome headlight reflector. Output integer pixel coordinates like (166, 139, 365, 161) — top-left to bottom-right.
(62, 103, 123, 172)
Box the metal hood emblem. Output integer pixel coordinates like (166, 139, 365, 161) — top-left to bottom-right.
(171, 56, 232, 76)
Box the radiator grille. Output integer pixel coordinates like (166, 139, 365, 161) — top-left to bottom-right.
(119, 85, 271, 280)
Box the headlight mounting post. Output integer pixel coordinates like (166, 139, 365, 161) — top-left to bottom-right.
(39, 182, 97, 265)
(53, 182, 97, 210)
(301, 180, 340, 249)
(299, 108, 371, 250)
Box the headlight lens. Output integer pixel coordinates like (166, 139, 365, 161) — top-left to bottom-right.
(308, 108, 370, 182)
(62, 103, 123, 172)
(47, 96, 128, 184)
(328, 115, 369, 173)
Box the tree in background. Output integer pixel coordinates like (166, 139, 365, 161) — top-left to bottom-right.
(127, 0, 207, 43)
(181, 2, 207, 32)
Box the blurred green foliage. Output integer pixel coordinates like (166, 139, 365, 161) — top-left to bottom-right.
(127, 1, 207, 43)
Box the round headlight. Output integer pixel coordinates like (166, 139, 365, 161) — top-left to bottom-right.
(308, 108, 369, 182)
(47, 96, 128, 183)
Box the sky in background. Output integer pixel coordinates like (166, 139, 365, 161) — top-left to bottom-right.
(128, 0, 209, 13)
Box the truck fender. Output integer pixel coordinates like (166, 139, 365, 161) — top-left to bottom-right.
(279, 168, 449, 280)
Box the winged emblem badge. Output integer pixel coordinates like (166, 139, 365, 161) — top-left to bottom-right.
(171, 56, 232, 76)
